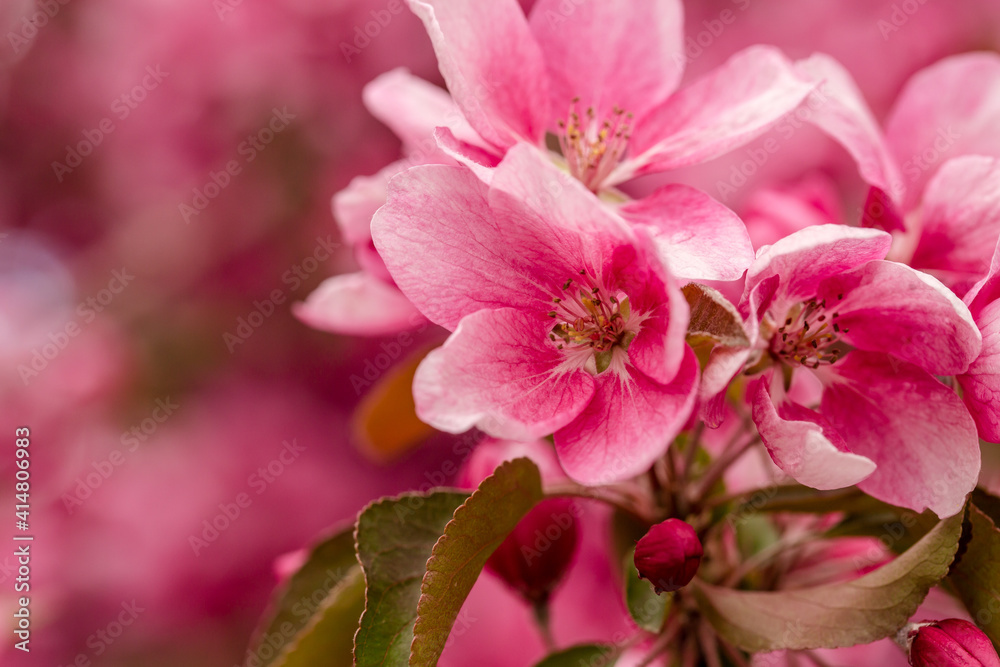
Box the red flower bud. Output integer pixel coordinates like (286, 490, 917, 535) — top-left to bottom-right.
(906, 619, 1000, 667)
(458, 438, 581, 604)
(633, 518, 702, 594)
(485, 497, 580, 604)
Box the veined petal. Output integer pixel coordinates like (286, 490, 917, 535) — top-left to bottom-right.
(749, 376, 875, 490)
(821, 352, 980, 518)
(433, 126, 500, 184)
(816, 260, 982, 375)
(413, 308, 595, 439)
(488, 142, 632, 239)
(611, 230, 688, 386)
(408, 0, 549, 150)
(623, 46, 815, 181)
(528, 0, 684, 124)
(620, 183, 753, 281)
(372, 164, 576, 329)
(554, 347, 698, 485)
(742, 224, 891, 313)
(966, 238, 1000, 316)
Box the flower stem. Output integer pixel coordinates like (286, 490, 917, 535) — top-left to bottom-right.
(532, 600, 556, 652)
(718, 639, 750, 667)
(698, 620, 723, 667)
(543, 483, 655, 524)
(680, 421, 706, 484)
(688, 433, 760, 507)
(636, 614, 683, 667)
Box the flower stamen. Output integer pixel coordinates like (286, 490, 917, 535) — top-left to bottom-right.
(557, 98, 633, 192)
(546, 271, 640, 374)
(772, 298, 847, 370)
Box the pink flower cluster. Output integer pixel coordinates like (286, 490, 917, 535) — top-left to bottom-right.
(303, 0, 1000, 521)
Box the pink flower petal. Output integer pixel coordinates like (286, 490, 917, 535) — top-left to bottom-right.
(292, 273, 425, 337)
(911, 156, 1000, 291)
(625, 46, 815, 180)
(742, 224, 891, 313)
(620, 183, 754, 281)
(958, 299, 1000, 442)
(433, 126, 500, 184)
(488, 143, 632, 238)
(413, 308, 595, 439)
(363, 67, 484, 153)
(555, 347, 699, 484)
(408, 0, 550, 150)
(743, 178, 843, 248)
(749, 376, 875, 490)
(965, 239, 1000, 315)
(794, 54, 904, 205)
(821, 352, 980, 518)
(861, 186, 905, 233)
(372, 163, 575, 329)
(816, 260, 982, 376)
(609, 233, 688, 386)
(332, 162, 399, 246)
(528, 0, 684, 123)
(886, 52, 1000, 211)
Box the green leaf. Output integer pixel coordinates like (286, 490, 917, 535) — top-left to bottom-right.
(273, 568, 366, 667)
(692, 510, 964, 651)
(533, 644, 618, 667)
(726, 485, 939, 553)
(682, 283, 750, 348)
(949, 504, 1000, 649)
(735, 514, 780, 561)
(248, 526, 362, 667)
(410, 458, 544, 666)
(623, 548, 669, 633)
(354, 490, 469, 667)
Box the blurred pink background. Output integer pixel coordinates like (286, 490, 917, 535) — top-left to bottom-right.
(1, 0, 998, 665)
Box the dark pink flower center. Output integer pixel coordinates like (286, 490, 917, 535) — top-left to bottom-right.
(546, 270, 640, 375)
(771, 296, 849, 369)
(557, 98, 633, 192)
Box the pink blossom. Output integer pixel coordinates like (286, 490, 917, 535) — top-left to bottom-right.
(300, 0, 816, 334)
(382, 0, 838, 282)
(408, 0, 810, 189)
(727, 225, 982, 516)
(302, 0, 912, 338)
(372, 146, 698, 484)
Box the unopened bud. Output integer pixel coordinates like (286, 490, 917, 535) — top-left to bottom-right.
(486, 498, 579, 604)
(459, 438, 581, 604)
(902, 619, 1000, 667)
(633, 518, 702, 594)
